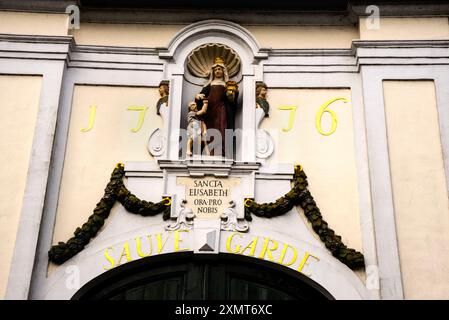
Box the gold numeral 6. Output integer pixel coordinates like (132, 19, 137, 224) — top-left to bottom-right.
(315, 97, 348, 136)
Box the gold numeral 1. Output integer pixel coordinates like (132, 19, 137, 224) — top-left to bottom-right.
(277, 105, 298, 132)
(80, 105, 97, 132)
(127, 106, 148, 133)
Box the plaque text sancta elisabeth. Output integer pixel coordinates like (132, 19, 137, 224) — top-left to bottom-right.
(177, 177, 240, 219)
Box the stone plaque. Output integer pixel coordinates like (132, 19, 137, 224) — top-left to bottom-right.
(177, 176, 240, 219)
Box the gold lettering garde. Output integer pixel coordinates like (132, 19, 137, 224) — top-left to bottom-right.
(277, 105, 297, 132)
(239, 236, 259, 257)
(277, 243, 298, 266)
(127, 106, 148, 133)
(135, 235, 153, 258)
(297, 252, 320, 277)
(80, 105, 97, 132)
(226, 232, 243, 253)
(258, 238, 279, 261)
(174, 230, 190, 252)
(102, 247, 115, 270)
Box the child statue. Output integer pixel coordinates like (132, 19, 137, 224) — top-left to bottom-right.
(186, 99, 210, 156)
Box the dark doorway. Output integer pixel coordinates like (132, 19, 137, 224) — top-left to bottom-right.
(72, 252, 333, 300)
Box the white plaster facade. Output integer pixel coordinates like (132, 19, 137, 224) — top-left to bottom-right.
(1, 1, 449, 300)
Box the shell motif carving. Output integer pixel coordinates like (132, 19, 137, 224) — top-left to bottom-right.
(187, 43, 241, 78)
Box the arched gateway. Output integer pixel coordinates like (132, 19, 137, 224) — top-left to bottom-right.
(72, 252, 333, 300)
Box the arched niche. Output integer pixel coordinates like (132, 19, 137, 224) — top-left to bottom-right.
(179, 43, 244, 159)
(158, 20, 268, 162)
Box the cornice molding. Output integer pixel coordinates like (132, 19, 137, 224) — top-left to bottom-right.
(74, 44, 158, 55)
(268, 40, 449, 58)
(2, 35, 449, 71)
(0, 33, 74, 44)
(158, 19, 269, 61)
(352, 39, 449, 48)
(0, 0, 78, 13)
(0, 34, 73, 61)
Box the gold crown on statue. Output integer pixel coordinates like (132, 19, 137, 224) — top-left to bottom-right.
(214, 56, 225, 65)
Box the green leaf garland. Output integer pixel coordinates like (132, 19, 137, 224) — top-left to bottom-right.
(49, 163, 364, 270)
(48, 163, 171, 265)
(244, 165, 365, 270)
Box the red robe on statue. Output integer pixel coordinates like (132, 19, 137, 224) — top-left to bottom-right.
(196, 84, 238, 157)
